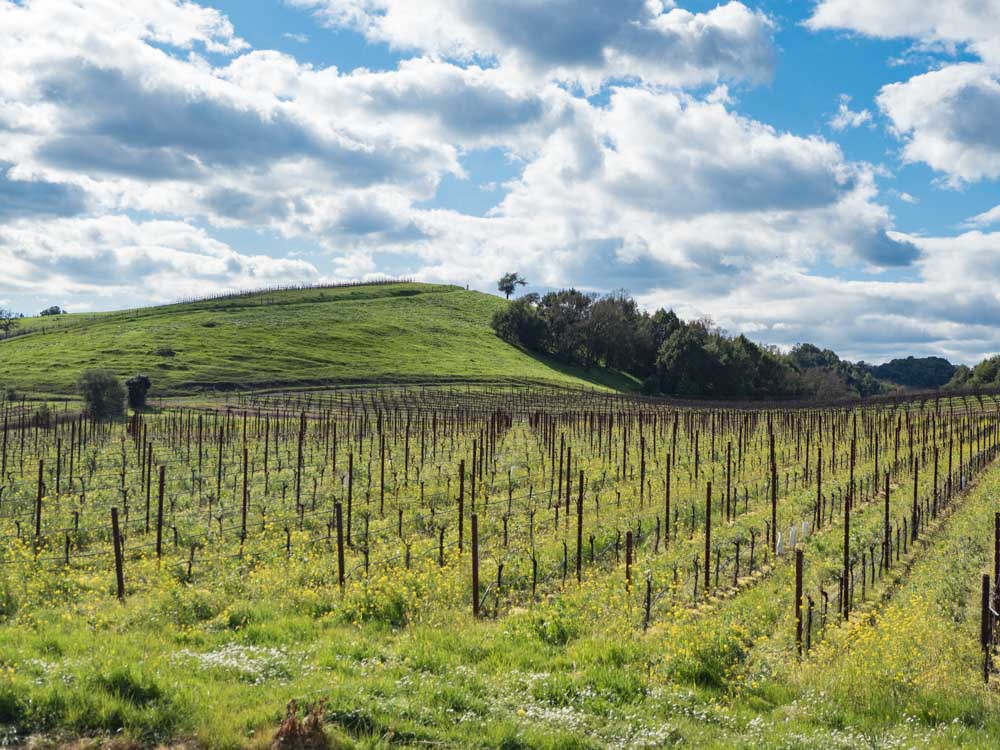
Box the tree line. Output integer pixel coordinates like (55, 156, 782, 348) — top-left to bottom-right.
(491, 285, 954, 400)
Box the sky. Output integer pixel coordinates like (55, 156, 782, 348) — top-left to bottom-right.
(1, 1, 1000, 365)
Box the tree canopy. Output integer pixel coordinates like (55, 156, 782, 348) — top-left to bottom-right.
(491, 289, 951, 400)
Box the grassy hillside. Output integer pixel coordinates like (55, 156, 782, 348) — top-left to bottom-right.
(0, 283, 635, 396)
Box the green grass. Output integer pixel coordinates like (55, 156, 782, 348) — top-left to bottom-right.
(0, 283, 637, 396)
(1, 395, 998, 749)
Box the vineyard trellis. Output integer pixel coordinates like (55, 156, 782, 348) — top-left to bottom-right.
(2, 384, 1000, 660)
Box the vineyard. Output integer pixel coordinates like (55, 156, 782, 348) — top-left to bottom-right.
(2, 386, 1000, 748)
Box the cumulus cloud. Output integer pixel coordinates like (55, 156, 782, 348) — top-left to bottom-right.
(808, 0, 1000, 62)
(633, 229, 1000, 364)
(965, 203, 1000, 227)
(0, 215, 318, 304)
(0, 0, 980, 362)
(291, 0, 775, 88)
(0, 163, 88, 222)
(810, 2, 1000, 186)
(877, 64, 1000, 185)
(829, 94, 872, 131)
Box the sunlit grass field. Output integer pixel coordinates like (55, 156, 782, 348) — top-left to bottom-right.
(0, 284, 636, 396)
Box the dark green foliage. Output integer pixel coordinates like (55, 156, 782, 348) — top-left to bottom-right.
(497, 272, 528, 299)
(492, 288, 907, 400)
(77, 369, 125, 419)
(39, 306, 65, 316)
(126, 373, 152, 410)
(864, 356, 955, 389)
(537, 289, 595, 364)
(656, 324, 797, 399)
(491, 297, 548, 350)
(947, 355, 1000, 389)
(788, 343, 884, 398)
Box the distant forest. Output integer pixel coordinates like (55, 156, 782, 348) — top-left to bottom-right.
(491, 289, 963, 400)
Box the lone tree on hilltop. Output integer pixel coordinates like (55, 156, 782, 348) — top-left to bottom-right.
(126, 374, 152, 411)
(40, 305, 65, 316)
(497, 272, 527, 299)
(0, 307, 17, 337)
(77, 369, 125, 420)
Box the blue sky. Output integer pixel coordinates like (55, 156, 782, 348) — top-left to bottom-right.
(2, 0, 1000, 364)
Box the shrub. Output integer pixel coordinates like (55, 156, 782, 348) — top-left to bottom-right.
(32, 404, 54, 427)
(77, 369, 125, 420)
(272, 700, 329, 750)
(154, 346, 176, 357)
(126, 374, 152, 410)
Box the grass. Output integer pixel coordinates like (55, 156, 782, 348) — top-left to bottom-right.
(1, 392, 998, 749)
(0, 283, 637, 396)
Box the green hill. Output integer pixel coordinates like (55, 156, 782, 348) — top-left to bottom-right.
(0, 282, 636, 396)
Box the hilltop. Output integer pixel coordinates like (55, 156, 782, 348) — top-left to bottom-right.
(0, 282, 636, 396)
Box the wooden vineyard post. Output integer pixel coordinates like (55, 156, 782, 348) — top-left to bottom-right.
(471, 513, 480, 618)
(994, 513, 1000, 613)
(643, 575, 652, 631)
(35, 458, 44, 547)
(795, 548, 804, 657)
(458, 459, 465, 552)
(347, 452, 353, 546)
(883, 473, 891, 570)
(664, 456, 671, 542)
(705, 481, 712, 596)
(816, 445, 822, 531)
(576, 470, 583, 583)
(625, 530, 633, 589)
(335, 501, 345, 589)
(982, 574, 992, 683)
(843, 478, 851, 622)
(156, 465, 165, 559)
(241, 447, 248, 542)
(111, 507, 125, 601)
(770, 431, 777, 553)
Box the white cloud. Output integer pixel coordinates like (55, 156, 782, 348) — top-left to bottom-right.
(810, 3, 1000, 186)
(808, 0, 1000, 63)
(1, 0, 987, 363)
(632, 229, 1000, 364)
(877, 64, 1000, 185)
(829, 94, 872, 131)
(0, 215, 318, 304)
(964, 203, 1000, 227)
(290, 0, 775, 88)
